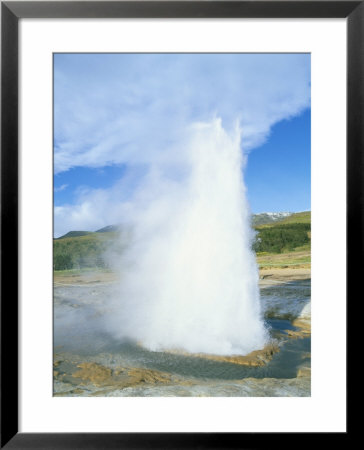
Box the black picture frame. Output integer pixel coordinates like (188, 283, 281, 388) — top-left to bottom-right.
(1, 1, 358, 448)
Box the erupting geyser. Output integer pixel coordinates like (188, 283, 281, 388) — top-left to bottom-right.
(109, 119, 268, 355)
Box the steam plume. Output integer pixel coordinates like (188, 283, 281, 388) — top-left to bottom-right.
(107, 119, 268, 355)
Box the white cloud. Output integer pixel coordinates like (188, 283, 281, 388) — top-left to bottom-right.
(53, 165, 153, 236)
(54, 183, 68, 192)
(54, 54, 310, 174)
(54, 192, 119, 235)
(54, 183, 132, 237)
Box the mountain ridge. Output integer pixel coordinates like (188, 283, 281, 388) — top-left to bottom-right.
(56, 211, 310, 239)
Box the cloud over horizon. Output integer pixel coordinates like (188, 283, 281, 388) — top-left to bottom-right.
(55, 54, 310, 172)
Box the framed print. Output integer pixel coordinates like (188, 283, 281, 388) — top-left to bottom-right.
(1, 1, 359, 447)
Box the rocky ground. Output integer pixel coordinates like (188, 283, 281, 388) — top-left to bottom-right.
(54, 266, 310, 286)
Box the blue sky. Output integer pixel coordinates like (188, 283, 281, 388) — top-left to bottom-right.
(54, 53, 310, 236)
(245, 108, 310, 212)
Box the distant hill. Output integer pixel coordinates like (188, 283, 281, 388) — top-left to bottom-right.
(254, 211, 311, 228)
(56, 212, 310, 239)
(56, 231, 92, 240)
(57, 225, 121, 240)
(252, 212, 292, 226)
(95, 225, 120, 233)
(271, 211, 311, 225)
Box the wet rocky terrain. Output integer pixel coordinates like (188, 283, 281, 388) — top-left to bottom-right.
(54, 277, 311, 397)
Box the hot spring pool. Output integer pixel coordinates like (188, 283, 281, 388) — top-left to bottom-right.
(53, 279, 311, 396)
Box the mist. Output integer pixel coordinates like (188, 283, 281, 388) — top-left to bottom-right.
(105, 119, 268, 356)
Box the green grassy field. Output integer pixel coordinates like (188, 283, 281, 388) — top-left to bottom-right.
(53, 231, 120, 271)
(256, 247, 310, 269)
(255, 211, 311, 228)
(254, 212, 311, 268)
